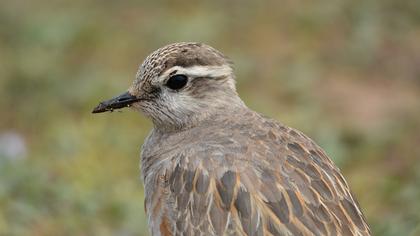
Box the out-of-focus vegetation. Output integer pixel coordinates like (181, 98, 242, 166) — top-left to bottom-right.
(1, 0, 419, 235)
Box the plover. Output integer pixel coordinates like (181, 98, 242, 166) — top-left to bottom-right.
(93, 42, 371, 236)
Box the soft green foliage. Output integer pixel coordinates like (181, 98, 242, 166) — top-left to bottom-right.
(1, 0, 419, 235)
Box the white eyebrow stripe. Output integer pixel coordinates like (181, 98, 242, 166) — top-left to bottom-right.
(164, 65, 233, 78)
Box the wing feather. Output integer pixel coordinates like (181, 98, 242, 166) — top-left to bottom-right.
(161, 123, 371, 236)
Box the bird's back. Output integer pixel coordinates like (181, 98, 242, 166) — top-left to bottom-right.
(141, 108, 371, 236)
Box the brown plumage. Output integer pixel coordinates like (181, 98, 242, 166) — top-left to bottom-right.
(93, 42, 371, 236)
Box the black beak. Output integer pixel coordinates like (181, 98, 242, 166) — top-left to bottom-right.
(92, 91, 141, 113)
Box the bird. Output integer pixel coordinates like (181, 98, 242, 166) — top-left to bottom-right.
(92, 42, 371, 236)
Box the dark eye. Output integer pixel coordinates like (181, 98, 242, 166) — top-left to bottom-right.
(166, 74, 188, 90)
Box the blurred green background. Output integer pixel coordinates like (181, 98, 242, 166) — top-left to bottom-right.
(1, 0, 420, 235)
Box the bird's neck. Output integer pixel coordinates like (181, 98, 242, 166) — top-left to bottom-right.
(153, 92, 247, 133)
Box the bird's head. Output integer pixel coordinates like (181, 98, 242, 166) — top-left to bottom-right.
(92, 42, 245, 131)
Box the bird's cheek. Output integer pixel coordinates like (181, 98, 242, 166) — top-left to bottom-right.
(133, 100, 156, 113)
(130, 101, 146, 110)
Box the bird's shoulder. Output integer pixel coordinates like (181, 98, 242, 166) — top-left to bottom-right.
(158, 111, 327, 171)
(160, 112, 371, 235)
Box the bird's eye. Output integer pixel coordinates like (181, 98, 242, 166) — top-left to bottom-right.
(166, 74, 188, 90)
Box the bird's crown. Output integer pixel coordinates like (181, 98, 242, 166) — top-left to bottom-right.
(134, 42, 233, 85)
